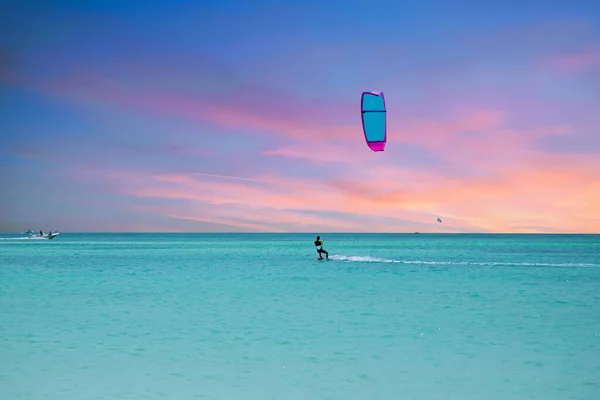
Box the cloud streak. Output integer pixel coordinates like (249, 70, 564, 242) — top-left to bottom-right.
(50, 149, 600, 234)
(545, 47, 600, 72)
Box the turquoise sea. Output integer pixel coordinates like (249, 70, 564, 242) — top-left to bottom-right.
(1, 233, 599, 399)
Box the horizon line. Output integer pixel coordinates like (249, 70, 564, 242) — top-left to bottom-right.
(2, 231, 599, 235)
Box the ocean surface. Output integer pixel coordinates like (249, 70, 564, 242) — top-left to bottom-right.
(1, 232, 599, 400)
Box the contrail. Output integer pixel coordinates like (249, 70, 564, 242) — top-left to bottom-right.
(190, 172, 279, 184)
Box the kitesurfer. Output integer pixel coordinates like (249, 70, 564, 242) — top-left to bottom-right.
(314, 236, 328, 259)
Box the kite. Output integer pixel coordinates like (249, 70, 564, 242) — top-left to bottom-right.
(361, 91, 387, 152)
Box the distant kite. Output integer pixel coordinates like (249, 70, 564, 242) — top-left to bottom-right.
(361, 91, 386, 152)
(437, 217, 442, 223)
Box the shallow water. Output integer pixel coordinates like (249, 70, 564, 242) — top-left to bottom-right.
(1, 233, 599, 399)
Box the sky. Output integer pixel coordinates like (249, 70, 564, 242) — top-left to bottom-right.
(1, 0, 600, 233)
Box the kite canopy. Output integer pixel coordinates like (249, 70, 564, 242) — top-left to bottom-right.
(437, 217, 442, 223)
(361, 91, 387, 152)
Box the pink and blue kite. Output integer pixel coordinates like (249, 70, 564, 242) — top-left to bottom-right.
(361, 91, 387, 152)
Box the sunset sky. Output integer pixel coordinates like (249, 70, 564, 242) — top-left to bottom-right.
(2, 0, 600, 233)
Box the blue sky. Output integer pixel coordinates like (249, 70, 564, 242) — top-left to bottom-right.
(2, 0, 600, 232)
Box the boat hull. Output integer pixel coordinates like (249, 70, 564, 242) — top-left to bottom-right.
(27, 232, 60, 239)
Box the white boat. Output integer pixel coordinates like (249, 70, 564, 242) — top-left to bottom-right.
(25, 230, 60, 239)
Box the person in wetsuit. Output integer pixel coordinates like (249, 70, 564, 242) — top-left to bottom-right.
(314, 236, 328, 259)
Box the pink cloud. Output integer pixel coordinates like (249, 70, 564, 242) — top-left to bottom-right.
(262, 135, 378, 166)
(19, 37, 600, 234)
(30, 64, 587, 178)
(37, 74, 357, 144)
(392, 108, 506, 143)
(259, 102, 575, 177)
(546, 48, 600, 72)
(84, 169, 435, 231)
(20, 79, 594, 232)
(69, 146, 600, 233)
(260, 106, 510, 166)
(393, 108, 570, 149)
(147, 205, 367, 233)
